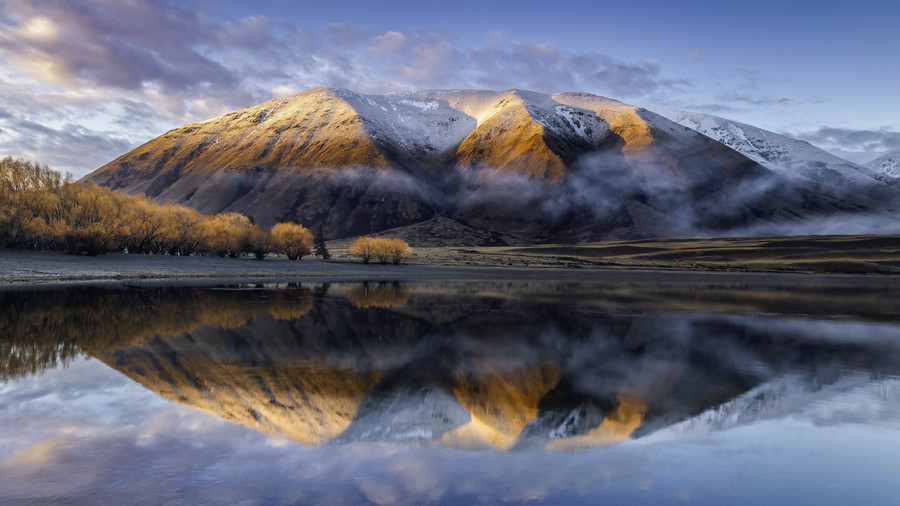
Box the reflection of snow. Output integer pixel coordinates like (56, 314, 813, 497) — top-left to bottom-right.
(641, 375, 900, 443)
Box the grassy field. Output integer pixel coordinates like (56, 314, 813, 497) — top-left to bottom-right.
(404, 235, 900, 274)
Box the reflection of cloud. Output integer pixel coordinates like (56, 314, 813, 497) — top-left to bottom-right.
(3, 345, 900, 503)
(2, 439, 67, 469)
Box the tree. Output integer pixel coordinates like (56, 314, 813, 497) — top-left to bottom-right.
(159, 204, 205, 256)
(0, 157, 67, 249)
(59, 183, 128, 256)
(271, 222, 312, 260)
(203, 212, 255, 257)
(121, 196, 164, 254)
(313, 223, 331, 259)
(387, 238, 410, 265)
(349, 237, 377, 264)
(349, 237, 410, 265)
(248, 227, 272, 260)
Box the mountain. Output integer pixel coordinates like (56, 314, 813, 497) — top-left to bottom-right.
(662, 110, 900, 201)
(865, 151, 900, 181)
(84, 88, 898, 244)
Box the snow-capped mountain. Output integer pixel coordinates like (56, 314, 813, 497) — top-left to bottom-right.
(662, 110, 900, 202)
(865, 151, 900, 181)
(84, 88, 899, 243)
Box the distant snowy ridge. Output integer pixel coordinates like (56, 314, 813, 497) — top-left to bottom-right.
(661, 110, 900, 202)
(865, 151, 900, 181)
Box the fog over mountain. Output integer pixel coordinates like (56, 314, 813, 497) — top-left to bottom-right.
(84, 88, 900, 244)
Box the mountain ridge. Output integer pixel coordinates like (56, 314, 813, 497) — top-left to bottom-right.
(660, 109, 900, 199)
(84, 88, 900, 244)
(865, 150, 900, 180)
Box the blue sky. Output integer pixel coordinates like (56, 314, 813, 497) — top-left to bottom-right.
(0, 0, 897, 177)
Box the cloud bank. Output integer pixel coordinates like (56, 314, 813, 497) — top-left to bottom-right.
(794, 126, 900, 164)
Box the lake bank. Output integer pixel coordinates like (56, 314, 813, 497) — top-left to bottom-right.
(1, 247, 898, 291)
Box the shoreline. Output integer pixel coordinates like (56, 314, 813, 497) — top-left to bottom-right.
(1, 249, 898, 291)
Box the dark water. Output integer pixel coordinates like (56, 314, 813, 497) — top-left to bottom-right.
(1, 278, 899, 505)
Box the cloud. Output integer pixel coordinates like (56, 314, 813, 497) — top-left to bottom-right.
(0, 0, 690, 177)
(794, 126, 900, 155)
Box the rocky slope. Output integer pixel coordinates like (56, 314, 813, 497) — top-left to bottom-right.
(84, 88, 899, 243)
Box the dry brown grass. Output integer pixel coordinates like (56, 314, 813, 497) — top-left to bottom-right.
(341, 234, 900, 275)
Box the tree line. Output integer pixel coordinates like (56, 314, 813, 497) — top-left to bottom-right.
(349, 237, 410, 265)
(0, 156, 319, 258)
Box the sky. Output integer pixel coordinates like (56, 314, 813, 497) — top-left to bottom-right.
(0, 0, 898, 178)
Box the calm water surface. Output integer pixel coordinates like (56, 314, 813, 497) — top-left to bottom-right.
(1, 278, 899, 505)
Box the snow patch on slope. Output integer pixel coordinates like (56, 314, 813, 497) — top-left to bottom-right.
(663, 110, 900, 201)
(865, 151, 900, 181)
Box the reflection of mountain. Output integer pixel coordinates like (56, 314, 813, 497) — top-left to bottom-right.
(101, 340, 381, 446)
(4, 282, 900, 450)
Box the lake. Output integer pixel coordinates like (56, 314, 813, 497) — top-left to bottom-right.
(1, 276, 899, 505)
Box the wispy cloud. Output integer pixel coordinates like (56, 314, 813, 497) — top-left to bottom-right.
(795, 127, 900, 154)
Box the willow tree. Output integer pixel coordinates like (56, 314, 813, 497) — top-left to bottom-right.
(271, 222, 312, 260)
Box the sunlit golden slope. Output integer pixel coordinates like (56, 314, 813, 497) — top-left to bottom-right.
(97, 341, 381, 447)
(93, 87, 390, 184)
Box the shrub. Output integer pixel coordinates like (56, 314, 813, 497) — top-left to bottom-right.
(349, 237, 410, 265)
(271, 222, 313, 260)
(203, 212, 255, 257)
(349, 237, 377, 264)
(248, 227, 272, 260)
(387, 238, 410, 265)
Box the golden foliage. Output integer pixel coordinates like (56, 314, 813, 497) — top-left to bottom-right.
(386, 238, 410, 265)
(0, 156, 67, 248)
(267, 296, 314, 321)
(203, 212, 255, 257)
(348, 236, 376, 264)
(0, 156, 282, 258)
(159, 204, 205, 255)
(271, 222, 313, 260)
(347, 281, 409, 308)
(0, 287, 313, 381)
(349, 237, 410, 265)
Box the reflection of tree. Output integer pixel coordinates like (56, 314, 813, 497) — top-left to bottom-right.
(267, 297, 314, 321)
(347, 281, 409, 308)
(0, 286, 312, 380)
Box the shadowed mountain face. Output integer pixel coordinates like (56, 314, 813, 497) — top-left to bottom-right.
(4, 281, 900, 450)
(83, 88, 899, 243)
